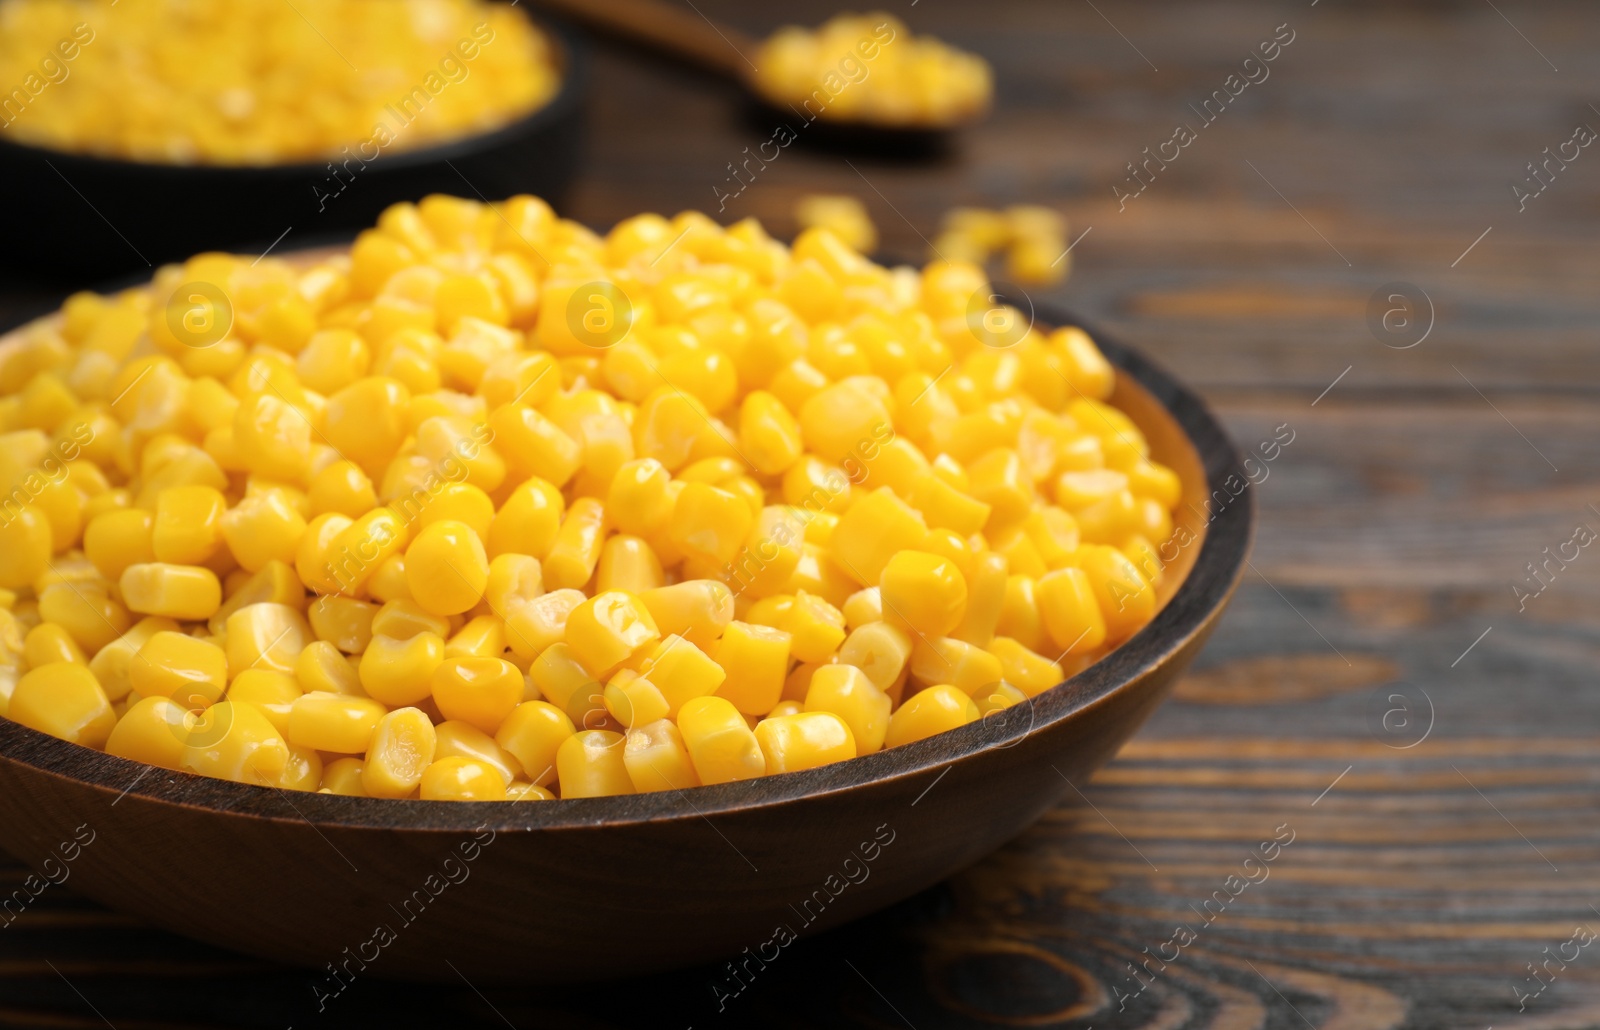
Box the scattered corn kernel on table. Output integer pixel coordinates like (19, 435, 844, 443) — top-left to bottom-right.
(2, 0, 1598, 1025)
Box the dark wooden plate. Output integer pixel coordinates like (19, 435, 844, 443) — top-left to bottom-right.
(0, 308, 1251, 984)
(0, 7, 588, 282)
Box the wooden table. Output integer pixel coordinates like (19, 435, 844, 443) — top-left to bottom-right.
(3, 0, 1598, 1026)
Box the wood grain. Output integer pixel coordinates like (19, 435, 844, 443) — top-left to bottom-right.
(1, 0, 1597, 1025)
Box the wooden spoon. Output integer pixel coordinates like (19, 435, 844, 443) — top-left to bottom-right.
(528, 0, 987, 140)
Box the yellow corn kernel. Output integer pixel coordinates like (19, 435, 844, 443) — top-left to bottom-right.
(560, 722, 633, 796)
(798, 380, 891, 464)
(495, 700, 573, 785)
(226, 669, 302, 732)
(603, 673, 670, 728)
(219, 489, 308, 572)
(911, 472, 991, 536)
(370, 599, 450, 641)
(910, 635, 1005, 696)
(952, 550, 1007, 647)
(781, 591, 846, 663)
(803, 664, 890, 754)
(755, 710, 855, 774)
(669, 482, 754, 566)
(622, 719, 699, 792)
(295, 640, 364, 695)
(320, 757, 368, 796)
(294, 512, 353, 595)
(486, 477, 564, 561)
(447, 614, 508, 660)
(738, 391, 803, 475)
(151, 484, 226, 565)
(1055, 468, 1128, 511)
(285, 691, 387, 753)
(782, 455, 853, 515)
(841, 586, 883, 629)
(106, 695, 194, 770)
(365, 554, 412, 604)
(359, 632, 445, 707)
(503, 587, 586, 659)
(966, 449, 1033, 529)
(988, 637, 1065, 697)
(543, 497, 607, 590)
(830, 487, 928, 586)
(0, 507, 50, 591)
(327, 507, 408, 594)
(10, 662, 117, 747)
(403, 519, 489, 616)
(362, 706, 438, 799)
(87, 616, 177, 702)
(432, 655, 523, 734)
(1052, 326, 1115, 400)
(565, 590, 659, 677)
(210, 560, 305, 636)
(879, 550, 968, 639)
(83, 508, 155, 580)
(307, 460, 378, 519)
(487, 404, 581, 487)
(677, 695, 765, 785)
(636, 634, 725, 716)
(1077, 543, 1156, 644)
(181, 700, 290, 786)
(884, 684, 979, 748)
(996, 574, 1049, 652)
(712, 620, 791, 715)
(597, 535, 665, 594)
(23, 622, 86, 668)
(434, 720, 524, 786)
(232, 394, 311, 482)
(837, 621, 912, 692)
(225, 603, 311, 676)
(278, 744, 324, 791)
(130, 631, 228, 710)
(119, 563, 221, 620)
(1037, 567, 1108, 655)
(483, 552, 542, 613)
(307, 595, 378, 654)
(323, 377, 410, 473)
(637, 579, 733, 651)
(973, 681, 1028, 716)
(420, 756, 508, 801)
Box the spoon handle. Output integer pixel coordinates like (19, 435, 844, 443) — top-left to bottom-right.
(530, 0, 756, 81)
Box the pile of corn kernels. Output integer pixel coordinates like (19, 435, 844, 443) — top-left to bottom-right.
(752, 12, 992, 128)
(0, 0, 559, 164)
(0, 194, 1180, 801)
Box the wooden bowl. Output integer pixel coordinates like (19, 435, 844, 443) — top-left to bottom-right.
(0, 309, 1251, 984)
(0, 8, 588, 282)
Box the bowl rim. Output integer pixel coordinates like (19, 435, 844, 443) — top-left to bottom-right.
(0, 5, 588, 178)
(0, 304, 1254, 831)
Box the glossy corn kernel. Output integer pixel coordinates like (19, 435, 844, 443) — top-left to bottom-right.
(831, 487, 928, 586)
(712, 620, 791, 715)
(105, 696, 194, 770)
(884, 684, 979, 748)
(184, 701, 290, 786)
(224, 603, 311, 676)
(677, 695, 765, 785)
(544, 497, 608, 590)
(1077, 544, 1156, 644)
(755, 710, 856, 774)
(10, 662, 116, 747)
(495, 700, 573, 785)
(129, 631, 228, 710)
(434, 720, 524, 787)
(781, 592, 847, 664)
(604, 673, 670, 729)
(623, 718, 700, 791)
(557, 729, 634, 797)
(837, 621, 913, 693)
(307, 595, 377, 655)
(285, 691, 387, 754)
(23, 623, 86, 668)
(565, 591, 659, 677)
(151, 484, 226, 565)
(361, 706, 438, 798)
(988, 637, 1066, 697)
(804, 664, 891, 754)
(503, 588, 585, 659)
(404, 520, 489, 616)
(910, 635, 1006, 696)
(1036, 567, 1108, 655)
(636, 634, 726, 717)
(359, 632, 445, 707)
(879, 550, 968, 639)
(83, 508, 155, 580)
(638, 580, 733, 651)
(421, 757, 508, 801)
(432, 656, 524, 734)
(120, 563, 221, 620)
